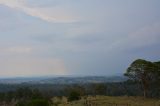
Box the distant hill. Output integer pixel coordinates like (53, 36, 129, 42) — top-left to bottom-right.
(35, 76, 127, 84)
(0, 76, 127, 84)
(0, 77, 44, 84)
(0, 76, 126, 84)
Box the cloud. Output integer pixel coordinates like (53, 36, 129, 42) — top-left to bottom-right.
(7, 47, 32, 53)
(0, 0, 78, 23)
(125, 23, 160, 48)
(0, 45, 68, 77)
(0, 46, 33, 55)
(106, 22, 160, 52)
(0, 57, 67, 77)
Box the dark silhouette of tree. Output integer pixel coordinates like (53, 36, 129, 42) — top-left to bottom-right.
(16, 99, 50, 106)
(94, 83, 107, 95)
(67, 90, 81, 101)
(32, 89, 43, 99)
(124, 59, 159, 98)
(28, 99, 50, 106)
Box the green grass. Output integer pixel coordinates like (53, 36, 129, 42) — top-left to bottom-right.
(52, 96, 160, 106)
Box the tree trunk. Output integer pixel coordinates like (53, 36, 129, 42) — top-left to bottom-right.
(143, 83, 148, 98)
(143, 89, 146, 98)
(141, 77, 148, 98)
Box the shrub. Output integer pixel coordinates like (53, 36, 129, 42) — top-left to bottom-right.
(67, 90, 81, 102)
(28, 99, 50, 106)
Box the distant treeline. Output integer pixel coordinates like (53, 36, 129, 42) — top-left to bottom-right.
(0, 81, 159, 100)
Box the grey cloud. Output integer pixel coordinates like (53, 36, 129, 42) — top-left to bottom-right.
(0, 0, 160, 77)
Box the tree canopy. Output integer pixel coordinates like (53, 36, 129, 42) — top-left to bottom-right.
(124, 59, 160, 98)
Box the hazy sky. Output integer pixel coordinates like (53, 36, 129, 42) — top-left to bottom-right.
(0, 0, 160, 77)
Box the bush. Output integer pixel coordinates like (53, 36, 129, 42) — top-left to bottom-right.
(67, 90, 81, 102)
(16, 100, 28, 106)
(16, 99, 50, 106)
(28, 99, 50, 106)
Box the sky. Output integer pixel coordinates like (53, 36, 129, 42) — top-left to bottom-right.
(0, 0, 160, 77)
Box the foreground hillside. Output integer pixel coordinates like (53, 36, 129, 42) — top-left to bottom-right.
(52, 96, 160, 106)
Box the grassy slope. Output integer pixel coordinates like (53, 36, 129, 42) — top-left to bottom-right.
(52, 96, 160, 106)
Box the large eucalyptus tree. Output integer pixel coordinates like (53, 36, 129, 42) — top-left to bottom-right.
(124, 59, 159, 98)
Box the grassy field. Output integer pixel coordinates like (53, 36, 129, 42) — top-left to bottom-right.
(52, 96, 160, 106)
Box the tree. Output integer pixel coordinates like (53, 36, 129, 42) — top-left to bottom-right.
(67, 90, 81, 102)
(16, 99, 50, 106)
(66, 85, 85, 102)
(154, 61, 160, 83)
(124, 59, 158, 98)
(28, 99, 50, 106)
(32, 89, 43, 99)
(93, 83, 107, 95)
(16, 100, 28, 106)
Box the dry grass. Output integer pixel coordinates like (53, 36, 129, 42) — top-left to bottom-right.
(52, 96, 160, 106)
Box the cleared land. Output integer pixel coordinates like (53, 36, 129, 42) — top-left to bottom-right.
(52, 96, 160, 106)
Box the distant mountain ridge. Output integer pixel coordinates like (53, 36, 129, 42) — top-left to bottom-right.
(0, 76, 127, 84)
